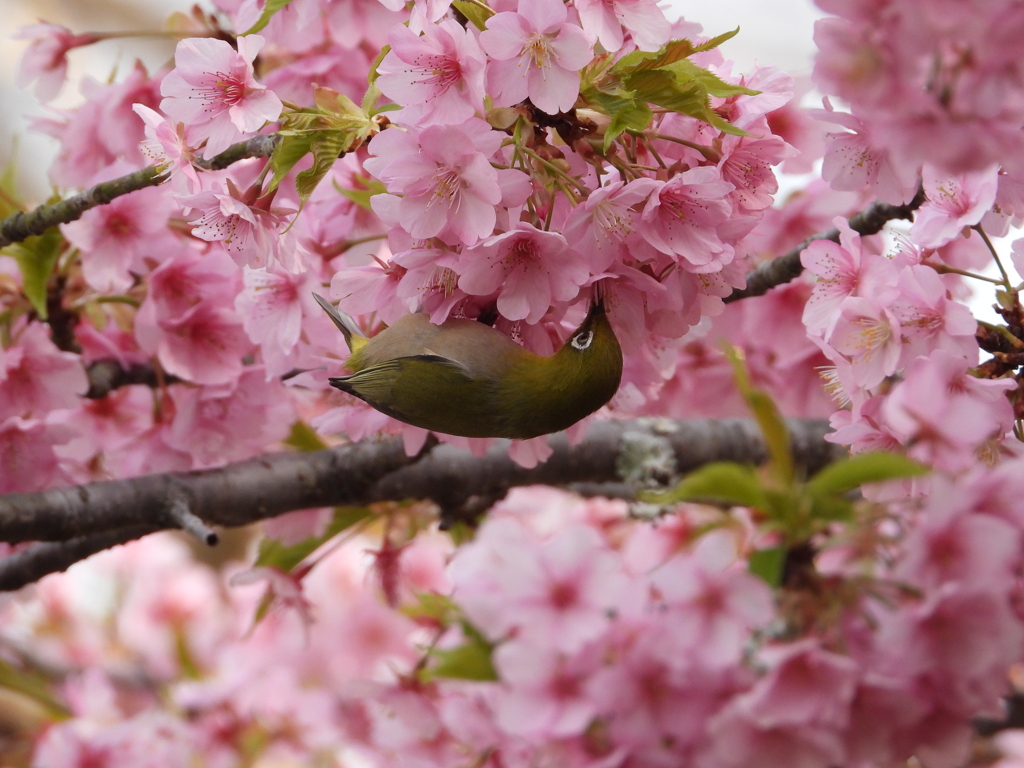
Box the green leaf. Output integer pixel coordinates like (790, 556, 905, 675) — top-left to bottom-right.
(424, 637, 497, 682)
(662, 59, 759, 99)
(295, 130, 349, 205)
(243, 0, 296, 34)
(725, 346, 794, 485)
(402, 592, 458, 624)
(368, 45, 390, 87)
(692, 27, 741, 53)
(612, 39, 699, 76)
(361, 80, 382, 116)
(256, 506, 372, 572)
(268, 134, 315, 194)
(648, 462, 768, 509)
(0, 148, 24, 220)
(0, 658, 70, 720)
(335, 177, 387, 211)
(4, 227, 63, 319)
(284, 420, 328, 452)
(997, 290, 1017, 311)
(748, 545, 785, 587)
(453, 0, 494, 30)
(807, 495, 854, 524)
(806, 452, 929, 499)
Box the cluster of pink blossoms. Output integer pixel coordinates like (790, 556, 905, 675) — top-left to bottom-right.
(812, 0, 1024, 221)
(5, 0, 1024, 765)
(10, 472, 1024, 768)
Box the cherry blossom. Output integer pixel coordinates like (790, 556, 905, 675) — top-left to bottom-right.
(179, 181, 304, 272)
(376, 20, 487, 126)
(459, 223, 590, 324)
(61, 162, 176, 293)
(132, 104, 202, 195)
(14, 23, 99, 102)
(800, 217, 898, 334)
(822, 296, 902, 389)
(160, 35, 283, 157)
(573, 0, 669, 52)
(0, 321, 87, 421)
(366, 120, 510, 246)
(639, 166, 736, 272)
(235, 266, 320, 377)
(480, 0, 594, 115)
(910, 164, 1000, 249)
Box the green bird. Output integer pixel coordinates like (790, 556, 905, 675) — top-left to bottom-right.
(313, 293, 622, 439)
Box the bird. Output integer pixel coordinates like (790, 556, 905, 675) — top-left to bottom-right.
(313, 292, 622, 439)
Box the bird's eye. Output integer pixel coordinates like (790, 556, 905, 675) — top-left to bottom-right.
(571, 330, 594, 350)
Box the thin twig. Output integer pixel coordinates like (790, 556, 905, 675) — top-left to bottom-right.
(726, 188, 926, 303)
(165, 492, 219, 546)
(0, 135, 282, 248)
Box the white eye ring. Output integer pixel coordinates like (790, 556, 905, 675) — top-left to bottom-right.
(571, 330, 594, 350)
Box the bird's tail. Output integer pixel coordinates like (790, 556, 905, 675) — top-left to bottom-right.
(313, 293, 367, 353)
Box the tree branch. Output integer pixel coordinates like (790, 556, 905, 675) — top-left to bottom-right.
(84, 360, 179, 398)
(0, 135, 282, 248)
(725, 188, 927, 303)
(0, 418, 843, 590)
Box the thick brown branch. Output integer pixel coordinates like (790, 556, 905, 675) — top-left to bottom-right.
(0, 135, 282, 248)
(725, 188, 926, 303)
(0, 418, 843, 590)
(0, 525, 161, 591)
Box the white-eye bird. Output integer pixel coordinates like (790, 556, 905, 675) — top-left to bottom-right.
(313, 292, 622, 439)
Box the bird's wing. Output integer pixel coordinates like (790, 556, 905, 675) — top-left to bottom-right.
(328, 354, 472, 408)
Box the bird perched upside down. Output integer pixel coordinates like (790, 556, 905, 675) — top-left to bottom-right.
(313, 293, 622, 439)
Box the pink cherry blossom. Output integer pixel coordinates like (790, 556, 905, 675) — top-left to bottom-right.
(480, 0, 594, 115)
(459, 223, 590, 324)
(0, 321, 87, 421)
(889, 264, 977, 363)
(376, 20, 486, 126)
(61, 162, 176, 293)
(649, 531, 775, 668)
(800, 217, 898, 334)
(393, 246, 467, 323)
(562, 179, 658, 272)
(38, 63, 162, 189)
(881, 350, 1016, 471)
(491, 639, 599, 738)
(574, 0, 669, 52)
(14, 23, 99, 102)
(718, 136, 791, 214)
(703, 641, 858, 768)
(449, 516, 627, 652)
(165, 369, 294, 466)
(330, 253, 412, 327)
(910, 164, 1000, 248)
(137, 302, 251, 387)
(823, 296, 902, 389)
(812, 99, 921, 206)
(235, 266, 319, 378)
(0, 416, 74, 493)
(366, 120, 508, 246)
(896, 481, 1019, 592)
(639, 166, 736, 272)
(132, 104, 201, 195)
(137, 248, 239, 322)
(160, 35, 283, 157)
(179, 182, 304, 272)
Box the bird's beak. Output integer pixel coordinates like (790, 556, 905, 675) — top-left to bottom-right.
(589, 282, 607, 316)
